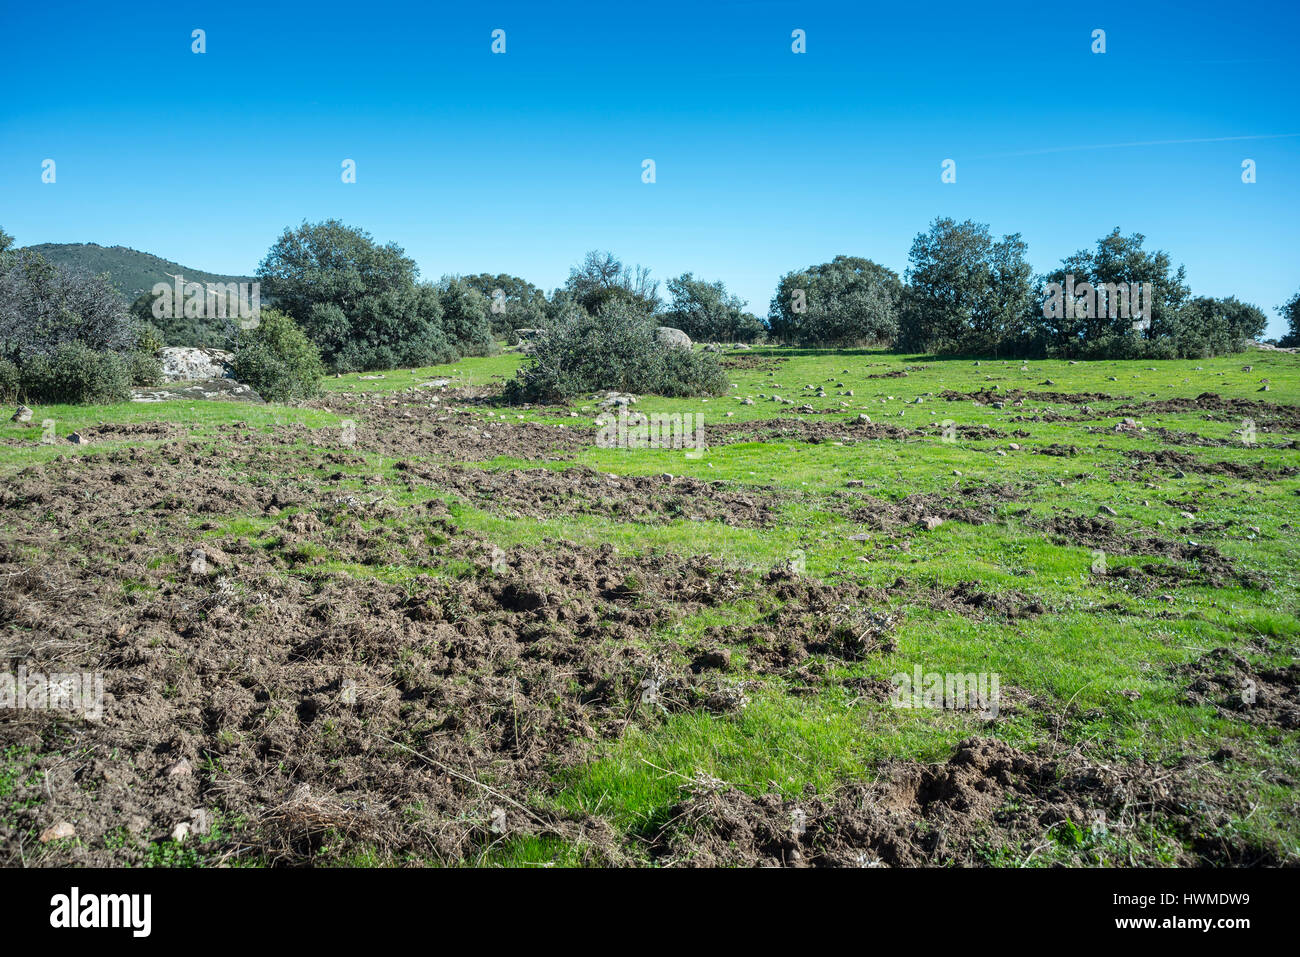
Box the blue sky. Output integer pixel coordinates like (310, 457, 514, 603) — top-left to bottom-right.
(3, 0, 1298, 335)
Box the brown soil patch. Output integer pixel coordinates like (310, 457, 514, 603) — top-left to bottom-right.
(1177, 648, 1300, 729)
(650, 737, 1271, 866)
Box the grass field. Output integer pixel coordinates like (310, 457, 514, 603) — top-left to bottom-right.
(2, 345, 1297, 867)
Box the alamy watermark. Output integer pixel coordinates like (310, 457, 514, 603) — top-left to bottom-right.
(890, 665, 999, 718)
(596, 408, 706, 458)
(1, 666, 103, 720)
(1042, 275, 1152, 332)
(150, 274, 260, 329)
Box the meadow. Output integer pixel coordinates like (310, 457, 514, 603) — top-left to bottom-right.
(1, 344, 1297, 867)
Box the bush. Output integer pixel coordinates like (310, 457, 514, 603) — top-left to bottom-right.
(770, 256, 901, 346)
(232, 308, 325, 402)
(20, 342, 132, 404)
(503, 300, 729, 404)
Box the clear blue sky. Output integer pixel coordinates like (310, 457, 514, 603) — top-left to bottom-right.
(3, 1, 1298, 335)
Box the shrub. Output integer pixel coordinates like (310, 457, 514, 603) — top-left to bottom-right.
(20, 342, 132, 404)
(503, 300, 728, 404)
(232, 308, 325, 402)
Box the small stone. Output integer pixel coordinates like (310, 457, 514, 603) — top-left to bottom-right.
(1099, 505, 1119, 517)
(919, 516, 944, 531)
(171, 822, 191, 842)
(40, 822, 76, 843)
(166, 758, 193, 778)
(10, 405, 33, 423)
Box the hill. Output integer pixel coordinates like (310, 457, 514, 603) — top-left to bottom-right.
(20, 242, 256, 300)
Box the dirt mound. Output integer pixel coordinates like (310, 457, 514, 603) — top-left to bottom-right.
(395, 462, 781, 526)
(1030, 513, 1267, 590)
(710, 418, 1012, 446)
(941, 388, 1124, 405)
(651, 737, 1268, 866)
(1115, 392, 1300, 431)
(1177, 648, 1300, 729)
(1125, 449, 1299, 482)
(308, 394, 589, 462)
(930, 581, 1046, 619)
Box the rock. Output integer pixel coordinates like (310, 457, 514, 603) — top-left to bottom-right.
(171, 822, 191, 842)
(741, 398, 754, 405)
(159, 346, 233, 383)
(10, 405, 33, 423)
(1008, 443, 1020, 451)
(655, 326, 692, 350)
(856, 414, 871, 423)
(597, 392, 637, 409)
(1098, 505, 1118, 516)
(919, 515, 944, 531)
(166, 758, 193, 778)
(132, 379, 264, 404)
(39, 821, 76, 843)
(67, 431, 87, 445)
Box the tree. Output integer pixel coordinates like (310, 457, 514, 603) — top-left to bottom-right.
(461, 273, 548, 335)
(898, 219, 1033, 355)
(258, 220, 455, 371)
(564, 250, 661, 316)
(769, 256, 901, 346)
(665, 273, 764, 342)
(0, 250, 135, 363)
(1039, 228, 1190, 358)
(434, 278, 497, 357)
(1278, 290, 1300, 348)
(1170, 296, 1267, 358)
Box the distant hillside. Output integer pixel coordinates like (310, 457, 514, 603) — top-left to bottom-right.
(20, 243, 256, 300)
(20, 243, 260, 348)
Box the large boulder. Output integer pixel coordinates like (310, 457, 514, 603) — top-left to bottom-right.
(655, 326, 692, 350)
(159, 347, 234, 383)
(131, 379, 264, 404)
